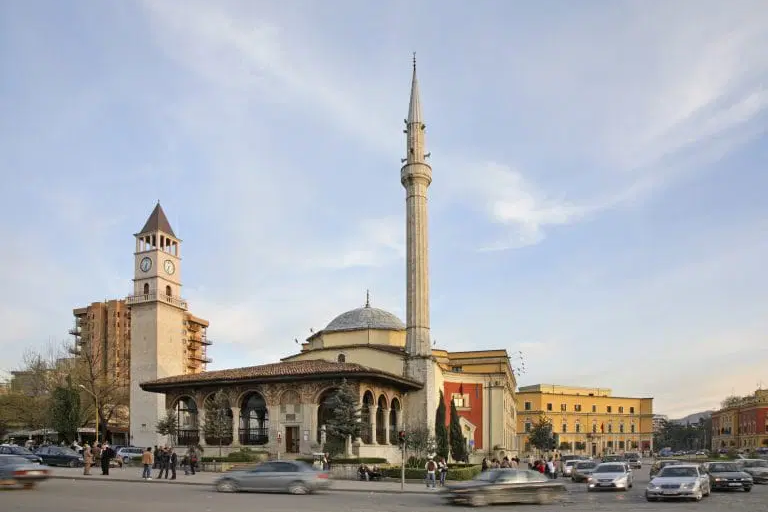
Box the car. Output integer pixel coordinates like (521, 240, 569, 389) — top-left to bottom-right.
(645, 463, 710, 502)
(571, 460, 598, 483)
(214, 460, 331, 494)
(703, 461, 753, 492)
(587, 463, 633, 492)
(738, 459, 768, 484)
(444, 468, 566, 506)
(601, 454, 625, 463)
(34, 446, 83, 467)
(115, 447, 144, 464)
(0, 445, 43, 465)
(0, 454, 50, 489)
(625, 453, 642, 469)
(562, 459, 581, 477)
(650, 459, 684, 478)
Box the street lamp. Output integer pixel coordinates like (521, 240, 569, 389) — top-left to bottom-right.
(79, 385, 99, 444)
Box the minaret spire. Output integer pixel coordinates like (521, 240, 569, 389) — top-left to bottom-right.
(408, 53, 422, 125)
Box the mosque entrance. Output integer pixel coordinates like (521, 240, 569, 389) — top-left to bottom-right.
(285, 426, 300, 454)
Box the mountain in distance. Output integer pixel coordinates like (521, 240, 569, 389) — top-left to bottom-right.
(671, 410, 714, 425)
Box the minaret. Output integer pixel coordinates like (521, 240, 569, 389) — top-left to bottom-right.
(402, 55, 437, 431)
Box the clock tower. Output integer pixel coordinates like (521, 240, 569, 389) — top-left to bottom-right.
(128, 202, 188, 448)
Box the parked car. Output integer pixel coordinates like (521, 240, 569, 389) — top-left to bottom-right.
(650, 459, 684, 478)
(34, 446, 83, 467)
(645, 463, 710, 502)
(562, 459, 580, 477)
(0, 445, 43, 465)
(444, 468, 566, 506)
(625, 453, 642, 469)
(571, 460, 598, 483)
(738, 459, 768, 484)
(214, 460, 331, 494)
(703, 462, 753, 492)
(587, 463, 633, 491)
(0, 455, 50, 489)
(601, 454, 625, 463)
(115, 447, 144, 464)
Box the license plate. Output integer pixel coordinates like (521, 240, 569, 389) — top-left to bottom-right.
(662, 491, 677, 495)
(728, 483, 740, 487)
(599, 483, 611, 486)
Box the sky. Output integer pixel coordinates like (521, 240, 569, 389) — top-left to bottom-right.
(1, 0, 767, 419)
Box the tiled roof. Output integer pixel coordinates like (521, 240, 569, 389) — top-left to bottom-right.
(140, 359, 421, 390)
(282, 344, 406, 361)
(138, 203, 176, 237)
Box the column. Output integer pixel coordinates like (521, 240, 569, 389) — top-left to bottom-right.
(197, 408, 207, 446)
(370, 406, 378, 445)
(383, 408, 390, 444)
(231, 407, 240, 446)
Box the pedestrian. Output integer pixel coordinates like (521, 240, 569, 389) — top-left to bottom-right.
(187, 446, 198, 476)
(438, 457, 448, 486)
(82, 443, 92, 475)
(101, 443, 114, 476)
(169, 448, 177, 480)
(481, 457, 488, 472)
(546, 458, 556, 479)
(141, 447, 153, 480)
(152, 446, 160, 469)
(424, 457, 437, 489)
(157, 447, 170, 479)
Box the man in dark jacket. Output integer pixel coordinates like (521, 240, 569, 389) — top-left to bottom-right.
(169, 448, 178, 480)
(100, 443, 114, 475)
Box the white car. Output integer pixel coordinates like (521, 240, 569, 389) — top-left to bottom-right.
(587, 462, 634, 491)
(562, 459, 580, 477)
(115, 447, 144, 464)
(646, 464, 710, 502)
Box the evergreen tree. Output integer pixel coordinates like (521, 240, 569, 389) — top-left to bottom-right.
(435, 391, 449, 460)
(528, 416, 554, 451)
(204, 389, 233, 456)
(449, 399, 468, 462)
(50, 375, 81, 444)
(323, 379, 361, 456)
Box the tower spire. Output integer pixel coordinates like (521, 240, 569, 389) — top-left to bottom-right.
(404, 53, 428, 167)
(408, 53, 422, 124)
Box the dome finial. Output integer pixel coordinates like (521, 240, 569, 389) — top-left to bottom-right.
(365, 289, 371, 308)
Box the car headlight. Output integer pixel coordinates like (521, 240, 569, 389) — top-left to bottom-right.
(647, 484, 661, 490)
(587, 477, 595, 483)
(682, 482, 696, 489)
(614, 476, 627, 483)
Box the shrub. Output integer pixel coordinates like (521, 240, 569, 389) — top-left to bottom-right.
(296, 457, 387, 465)
(199, 448, 268, 463)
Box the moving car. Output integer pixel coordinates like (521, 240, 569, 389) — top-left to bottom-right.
(587, 463, 633, 491)
(115, 447, 144, 464)
(625, 453, 642, 469)
(601, 454, 624, 463)
(704, 461, 753, 492)
(562, 459, 581, 477)
(645, 464, 710, 502)
(571, 460, 598, 483)
(0, 445, 43, 465)
(444, 468, 566, 506)
(650, 459, 684, 478)
(738, 459, 768, 484)
(0, 455, 50, 489)
(214, 460, 330, 494)
(34, 446, 83, 467)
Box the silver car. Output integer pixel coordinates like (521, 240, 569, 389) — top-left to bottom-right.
(562, 459, 581, 477)
(0, 455, 50, 489)
(587, 462, 634, 491)
(739, 459, 768, 484)
(646, 464, 710, 502)
(214, 460, 331, 494)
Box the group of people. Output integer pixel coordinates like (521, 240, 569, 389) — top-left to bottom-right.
(529, 456, 560, 478)
(481, 455, 520, 471)
(81, 442, 116, 476)
(424, 457, 449, 488)
(140, 445, 200, 480)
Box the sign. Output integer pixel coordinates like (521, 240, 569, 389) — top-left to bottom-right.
(303, 430, 309, 442)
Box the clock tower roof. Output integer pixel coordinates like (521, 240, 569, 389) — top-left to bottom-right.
(138, 202, 176, 238)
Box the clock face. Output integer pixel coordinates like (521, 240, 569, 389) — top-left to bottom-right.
(164, 260, 176, 275)
(140, 257, 152, 272)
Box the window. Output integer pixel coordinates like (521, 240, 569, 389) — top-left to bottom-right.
(619, 423, 625, 433)
(575, 423, 581, 433)
(618, 406, 624, 413)
(337, 354, 346, 363)
(592, 405, 597, 413)
(165, 285, 172, 296)
(452, 393, 469, 408)
(631, 424, 636, 433)
(562, 423, 567, 433)
(629, 407, 635, 414)
(607, 423, 613, 433)
(524, 422, 532, 433)
(143, 283, 150, 294)
(560, 403, 567, 412)
(524, 402, 532, 411)
(546, 403, 553, 411)
(607, 406, 612, 413)
(451, 366, 462, 372)
(592, 424, 597, 433)
(574, 404, 582, 412)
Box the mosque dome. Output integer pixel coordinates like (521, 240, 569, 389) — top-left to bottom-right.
(323, 293, 405, 334)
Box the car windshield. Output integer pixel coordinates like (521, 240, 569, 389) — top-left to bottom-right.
(576, 462, 597, 469)
(709, 463, 739, 472)
(8, 446, 33, 455)
(595, 464, 624, 473)
(660, 467, 697, 478)
(0, 455, 30, 465)
(746, 460, 768, 468)
(56, 447, 79, 456)
(659, 461, 682, 468)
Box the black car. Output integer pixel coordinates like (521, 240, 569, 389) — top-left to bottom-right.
(444, 469, 566, 507)
(704, 462, 753, 492)
(34, 446, 83, 467)
(0, 445, 43, 465)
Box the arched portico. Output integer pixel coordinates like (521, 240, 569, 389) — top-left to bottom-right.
(174, 396, 199, 446)
(240, 392, 268, 445)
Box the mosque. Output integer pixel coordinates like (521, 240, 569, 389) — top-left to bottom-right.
(135, 60, 519, 462)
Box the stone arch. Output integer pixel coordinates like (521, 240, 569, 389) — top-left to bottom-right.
(375, 394, 388, 444)
(235, 387, 265, 408)
(143, 283, 150, 294)
(389, 397, 402, 445)
(359, 386, 376, 405)
(239, 391, 269, 445)
(173, 396, 199, 446)
(360, 390, 375, 444)
(202, 391, 233, 446)
(280, 389, 301, 405)
(316, 386, 341, 445)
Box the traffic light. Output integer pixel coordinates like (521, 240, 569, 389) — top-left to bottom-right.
(398, 430, 406, 445)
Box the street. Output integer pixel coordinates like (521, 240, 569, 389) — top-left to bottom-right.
(3, 473, 767, 512)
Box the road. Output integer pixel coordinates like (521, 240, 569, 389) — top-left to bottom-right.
(3, 473, 767, 511)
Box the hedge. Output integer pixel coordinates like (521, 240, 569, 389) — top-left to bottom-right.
(381, 465, 481, 481)
(296, 457, 388, 465)
(200, 450, 269, 463)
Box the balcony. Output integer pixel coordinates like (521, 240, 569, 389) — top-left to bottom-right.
(189, 353, 213, 364)
(126, 292, 188, 310)
(68, 328, 81, 336)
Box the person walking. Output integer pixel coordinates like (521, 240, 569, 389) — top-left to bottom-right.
(82, 443, 92, 475)
(169, 448, 178, 480)
(157, 447, 170, 479)
(141, 447, 153, 480)
(438, 458, 448, 487)
(100, 443, 114, 476)
(424, 457, 437, 489)
(187, 446, 198, 476)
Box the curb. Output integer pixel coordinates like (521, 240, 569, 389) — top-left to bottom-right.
(48, 475, 435, 495)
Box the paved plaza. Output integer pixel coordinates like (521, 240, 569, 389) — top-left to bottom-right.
(3, 467, 767, 511)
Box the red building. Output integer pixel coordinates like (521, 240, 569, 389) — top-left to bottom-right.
(711, 389, 768, 452)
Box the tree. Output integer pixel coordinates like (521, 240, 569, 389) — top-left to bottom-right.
(204, 389, 233, 456)
(721, 396, 743, 409)
(528, 416, 554, 451)
(50, 375, 82, 443)
(435, 391, 449, 460)
(449, 399, 468, 462)
(404, 423, 436, 466)
(156, 409, 178, 445)
(323, 379, 361, 456)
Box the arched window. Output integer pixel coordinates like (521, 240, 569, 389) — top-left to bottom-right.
(317, 388, 339, 443)
(165, 285, 172, 297)
(337, 354, 346, 363)
(360, 391, 374, 444)
(376, 395, 388, 444)
(174, 397, 199, 446)
(240, 393, 268, 445)
(389, 398, 401, 445)
(143, 283, 150, 294)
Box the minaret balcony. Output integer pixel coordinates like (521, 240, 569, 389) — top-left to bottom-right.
(126, 291, 188, 310)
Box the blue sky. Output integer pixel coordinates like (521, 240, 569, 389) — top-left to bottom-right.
(1, 0, 767, 418)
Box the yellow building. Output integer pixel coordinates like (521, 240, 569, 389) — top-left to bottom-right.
(516, 384, 654, 457)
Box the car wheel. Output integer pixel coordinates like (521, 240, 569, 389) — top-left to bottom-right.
(68, 460, 78, 468)
(288, 481, 309, 495)
(744, 486, 752, 492)
(215, 479, 238, 493)
(468, 493, 487, 507)
(536, 489, 554, 504)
